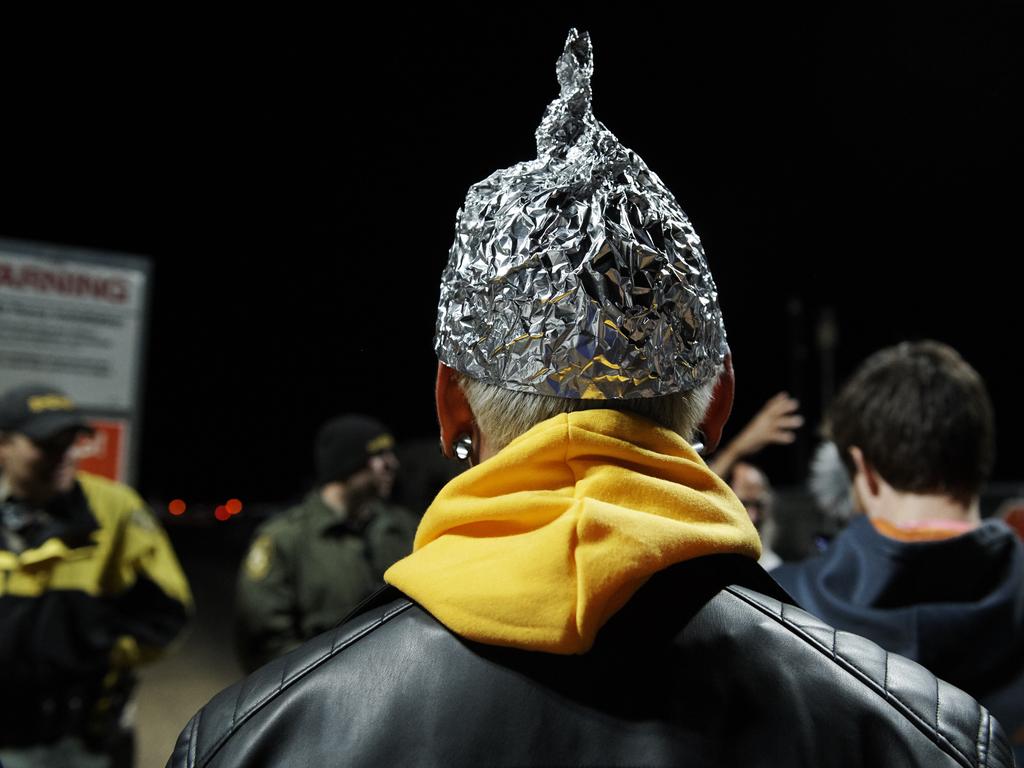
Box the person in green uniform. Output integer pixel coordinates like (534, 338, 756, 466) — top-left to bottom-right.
(234, 414, 418, 672)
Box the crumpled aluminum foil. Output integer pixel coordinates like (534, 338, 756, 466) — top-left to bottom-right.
(435, 28, 726, 399)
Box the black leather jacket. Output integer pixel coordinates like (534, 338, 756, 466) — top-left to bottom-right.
(170, 556, 1013, 767)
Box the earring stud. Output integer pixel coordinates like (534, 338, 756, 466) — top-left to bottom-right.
(453, 434, 473, 461)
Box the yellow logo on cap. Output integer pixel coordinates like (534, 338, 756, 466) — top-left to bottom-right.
(366, 434, 395, 454)
(27, 395, 75, 413)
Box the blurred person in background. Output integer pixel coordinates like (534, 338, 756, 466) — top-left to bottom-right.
(708, 392, 801, 568)
(707, 391, 802, 479)
(807, 440, 857, 526)
(171, 32, 1012, 767)
(727, 462, 782, 569)
(0, 384, 192, 768)
(790, 439, 860, 556)
(234, 414, 418, 672)
(773, 341, 1024, 760)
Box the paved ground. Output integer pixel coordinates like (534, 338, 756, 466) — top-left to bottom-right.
(135, 527, 247, 768)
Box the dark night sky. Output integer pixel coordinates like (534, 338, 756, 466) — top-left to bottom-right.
(1, 7, 1021, 503)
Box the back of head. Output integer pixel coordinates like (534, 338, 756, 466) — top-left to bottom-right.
(434, 30, 726, 452)
(827, 340, 994, 503)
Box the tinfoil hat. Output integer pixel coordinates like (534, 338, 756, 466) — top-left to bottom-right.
(435, 29, 726, 399)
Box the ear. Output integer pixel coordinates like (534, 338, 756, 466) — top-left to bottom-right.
(848, 445, 881, 498)
(699, 352, 735, 453)
(435, 363, 478, 459)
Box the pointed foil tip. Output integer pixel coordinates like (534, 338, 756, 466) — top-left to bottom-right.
(536, 29, 597, 159)
(557, 28, 593, 101)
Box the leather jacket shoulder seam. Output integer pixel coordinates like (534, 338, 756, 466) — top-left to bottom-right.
(977, 708, 992, 768)
(194, 598, 414, 767)
(188, 706, 202, 768)
(976, 709, 986, 768)
(724, 586, 979, 768)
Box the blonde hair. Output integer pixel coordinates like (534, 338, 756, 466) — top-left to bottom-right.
(456, 373, 719, 454)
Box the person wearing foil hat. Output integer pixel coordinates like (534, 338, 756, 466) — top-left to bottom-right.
(234, 414, 418, 672)
(0, 384, 191, 768)
(773, 341, 1024, 763)
(169, 31, 1012, 767)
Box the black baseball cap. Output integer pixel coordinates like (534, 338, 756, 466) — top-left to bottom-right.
(314, 414, 395, 486)
(0, 384, 93, 442)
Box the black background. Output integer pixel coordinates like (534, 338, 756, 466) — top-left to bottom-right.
(1, 6, 1020, 503)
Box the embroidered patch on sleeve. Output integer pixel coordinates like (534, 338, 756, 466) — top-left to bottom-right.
(244, 535, 273, 581)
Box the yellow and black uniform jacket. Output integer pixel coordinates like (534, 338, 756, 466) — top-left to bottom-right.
(0, 471, 192, 747)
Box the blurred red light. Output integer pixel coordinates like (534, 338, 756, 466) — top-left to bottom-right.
(168, 499, 187, 516)
(226, 498, 243, 515)
(214, 505, 230, 522)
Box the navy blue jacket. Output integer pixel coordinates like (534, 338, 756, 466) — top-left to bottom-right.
(774, 516, 1024, 757)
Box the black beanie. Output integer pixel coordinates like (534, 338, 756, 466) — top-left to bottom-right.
(314, 414, 395, 486)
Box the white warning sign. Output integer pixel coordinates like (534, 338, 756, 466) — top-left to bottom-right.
(0, 243, 148, 412)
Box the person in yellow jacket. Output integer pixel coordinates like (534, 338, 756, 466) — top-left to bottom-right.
(0, 384, 192, 768)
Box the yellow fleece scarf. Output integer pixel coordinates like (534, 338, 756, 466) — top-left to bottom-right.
(385, 409, 761, 654)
